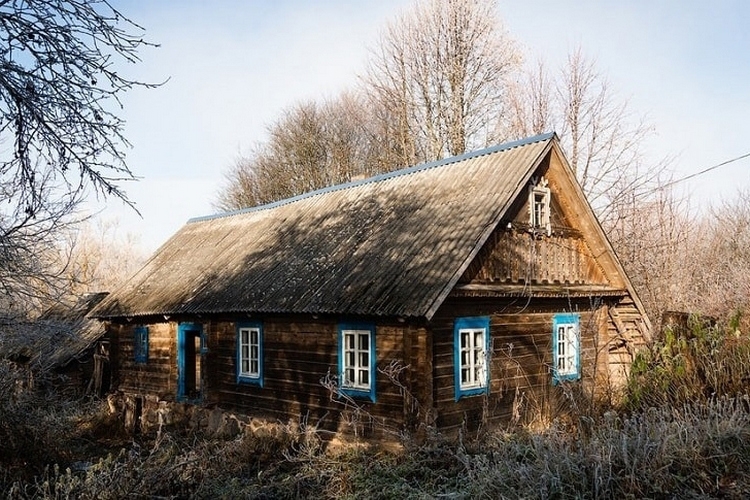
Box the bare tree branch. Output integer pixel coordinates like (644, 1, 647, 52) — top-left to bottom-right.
(0, 0, 157, 315)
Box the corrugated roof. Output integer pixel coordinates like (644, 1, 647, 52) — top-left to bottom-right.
(91, 133, 555, 320)
(1, 293, 108, 370)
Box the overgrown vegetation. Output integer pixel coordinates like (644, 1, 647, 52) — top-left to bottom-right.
(626, 312, 750, 409)
(2, 317, 750, 498)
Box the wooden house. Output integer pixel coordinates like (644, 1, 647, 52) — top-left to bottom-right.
(90, 133, 650, 437)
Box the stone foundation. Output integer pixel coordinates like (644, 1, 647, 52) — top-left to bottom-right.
(111, 392, 295, 439)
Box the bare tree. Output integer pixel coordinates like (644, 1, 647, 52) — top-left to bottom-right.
(218, 0, 523, 211)
(0, 178, 82, 315)
(499, 59, 552, 139)
(363, 0, 520, 166)
(500, 48, 690, 323)
(0, 0, 155, 313)
(610, 186, 693, 321)
(503, 48, 670, 228)
(676, 190, 750, 321)
(216, 94, 378, 211)
(62, 218, 145, 298)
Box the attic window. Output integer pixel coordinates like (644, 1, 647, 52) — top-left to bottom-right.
(529, 177, 551, 236)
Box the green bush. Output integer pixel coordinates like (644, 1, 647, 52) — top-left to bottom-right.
(625, 313, 750, 410)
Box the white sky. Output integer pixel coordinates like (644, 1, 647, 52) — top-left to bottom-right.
(92, 0, 750, 254)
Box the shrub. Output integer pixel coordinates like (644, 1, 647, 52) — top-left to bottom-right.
(625, 313, 750, 410)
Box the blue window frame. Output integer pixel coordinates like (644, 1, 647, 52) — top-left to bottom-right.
(454, 316, 490, 400)
(177, 322, 205, 401)
(134, 326, 148, 363)
(338, 323, 376, 402)
(237, 321, 263, 386)
(552, 313, 581, 384)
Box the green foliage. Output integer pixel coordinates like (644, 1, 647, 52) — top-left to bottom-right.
(625, 313, 750, 410)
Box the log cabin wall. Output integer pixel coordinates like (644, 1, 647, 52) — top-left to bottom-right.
(113, 321, 176, 399)
(208, 316, 412, 438)
(429, 297, 611, 434)
(106, 302, 643, 437)
(110, 316, 416, 438)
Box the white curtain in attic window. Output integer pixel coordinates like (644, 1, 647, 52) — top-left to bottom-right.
(529, 177, 551, 236)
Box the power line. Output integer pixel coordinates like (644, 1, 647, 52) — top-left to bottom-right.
(660, 151, 750, 191)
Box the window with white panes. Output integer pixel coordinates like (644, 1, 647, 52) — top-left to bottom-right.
(342, 329, 371, 390)
(454, 316, 490, 400)
(237, 323, 263, 385)
(529, 177, 551, 236)
(553, 313, 580, 383)
(338, 323, 376, 401)
(459, 327, 486, 390)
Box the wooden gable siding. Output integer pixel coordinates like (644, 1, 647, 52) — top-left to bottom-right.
(459, 228, 608, 287)
(458, 146, 617, 291)
(606, 296, 649, 383)
(429, 297, 612, 433)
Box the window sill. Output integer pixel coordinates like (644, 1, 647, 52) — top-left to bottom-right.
(237, 376, 263, 387)
(339, 386, 375, 402)
(455, 386, 488, 401)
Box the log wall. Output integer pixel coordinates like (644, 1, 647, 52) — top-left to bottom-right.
(110, 316, 414, 438)
(113, 322, 176, 399)
(107, 295, 646, 437)
(429, 297, 612, 434)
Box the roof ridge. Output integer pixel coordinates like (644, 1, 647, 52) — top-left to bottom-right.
(189, 132, 556, 224)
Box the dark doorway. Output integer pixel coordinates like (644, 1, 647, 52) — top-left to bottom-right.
(177, 323, 204, 401)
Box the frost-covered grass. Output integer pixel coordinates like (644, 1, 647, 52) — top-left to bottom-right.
(3, 316, 750, 499)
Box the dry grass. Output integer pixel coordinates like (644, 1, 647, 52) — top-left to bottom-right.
(2, 316, 750, 498)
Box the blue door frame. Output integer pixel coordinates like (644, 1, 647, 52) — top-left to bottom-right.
(177, 322, 204, 401)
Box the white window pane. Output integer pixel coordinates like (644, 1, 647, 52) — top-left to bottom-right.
(458, 327, 488, 390)
(474, 330, 483, 347)
(555, 321, 579, 376)
(341, 329, 373, 390)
